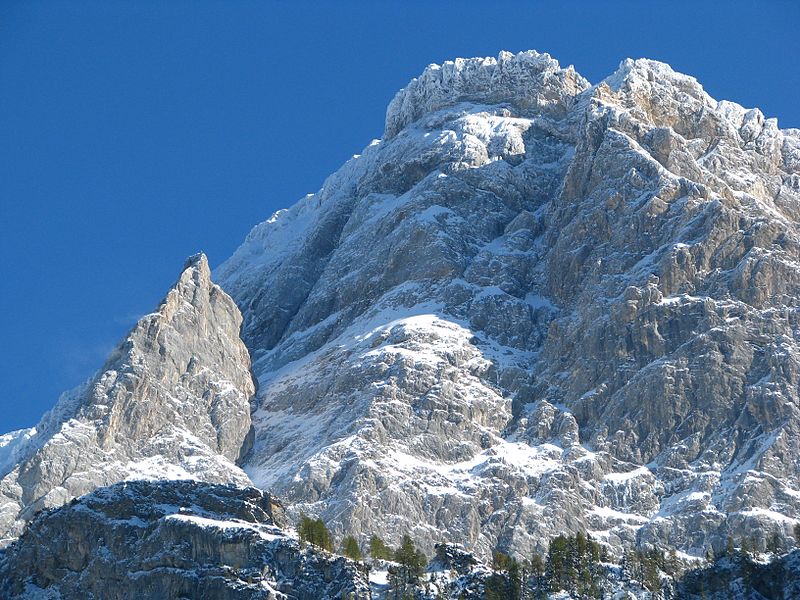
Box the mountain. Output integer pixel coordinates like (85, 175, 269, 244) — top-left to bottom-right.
(216, 50, 800, 560)
(0, 254, 253, 544)
(2, 49, 800, 597)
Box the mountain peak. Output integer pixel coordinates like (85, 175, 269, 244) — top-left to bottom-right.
(0, 256, 255, 543)
(603, 57, 696, 88)
(383, 49, 590, 139)
(4, 49, 800, 589)
(183, 250, 209, 271)
(215, 50, 800, 562)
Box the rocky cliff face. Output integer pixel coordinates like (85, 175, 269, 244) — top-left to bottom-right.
(0, 480, 370, 599)
(0, 254, 255, 544)
(216, 50, 800, 560)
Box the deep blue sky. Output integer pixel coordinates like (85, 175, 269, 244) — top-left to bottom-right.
(1, 1, 798, 431)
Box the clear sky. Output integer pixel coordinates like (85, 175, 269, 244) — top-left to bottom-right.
(1, 1, 798, 431)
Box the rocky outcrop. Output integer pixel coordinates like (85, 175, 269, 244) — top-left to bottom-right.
(0, 254, 255, 544)
(0, 480, 370, 599)
(383, 51, 589, 139)
(216, 50, 800, 560)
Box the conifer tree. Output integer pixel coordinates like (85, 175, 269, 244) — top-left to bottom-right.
(487, 549, 522, 600)
(666, 548, 680, 577)
(369, 534, 394, 561)
(766, 531, 783, 555)
(342, 535, 363, 561)
(726, 536, 735, 556)
(529, 552, 545, 598)
(492, 550, 515, 572)
(546, 535, 569, 590)
(484, 574, 507, 600)
(297, 514, 333, 552)
(394, 534, 426, 580)
(508, 559, 522, 599)
(639, 548, 661, 593)
(297, 513, 314, 547)
(388, 535, 427, 599)
(740, 537, 752, 557)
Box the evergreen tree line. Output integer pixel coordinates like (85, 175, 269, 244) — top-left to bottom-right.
(297, 515, 427, 598)
(622, 546, 680, 594)
(299, 515, 800, 599)
(297, 514, 334, 552)
(485, 532, 609, 600)
(483, 526, 800, 599)
(717, 529, 791, 559)
(679, 534, 800, 600)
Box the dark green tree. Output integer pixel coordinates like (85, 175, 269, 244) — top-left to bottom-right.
(546, 535, 570, 590)
(297, 514, 333, 552)
(394, 535, 427, 579)
(639, 548, 662, 593)
(740, 537, 752, 558)
(529, 552, 546, 598)
(725, 536, 735, 557)
(666, 548, 680, 577)
(508, 559, 522, 600)
(369, 534, 394, 561)
(492, 550, 515, 572)
(766, 531, 783, 555)
(530, 552, 544, 578)
(388, 535, 427, 599)
(487, 549, 522, 600)
(484, 573, 508, 600)
(342, 535, 363, 561)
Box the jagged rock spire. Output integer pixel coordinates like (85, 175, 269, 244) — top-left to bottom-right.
(0, 254, 255, 543)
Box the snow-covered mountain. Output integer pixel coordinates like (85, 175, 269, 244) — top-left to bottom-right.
(2, 49, 800, 597)
(217, 50, 800, 560)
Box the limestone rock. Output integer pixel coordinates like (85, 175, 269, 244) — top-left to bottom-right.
(3, 48, 800, 572)
(0, 254, 255, 543)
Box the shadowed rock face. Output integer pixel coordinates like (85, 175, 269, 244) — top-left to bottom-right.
(215, 51, 800, 559)
(0, 254, 255, 544)
(0, 480, 370, 600)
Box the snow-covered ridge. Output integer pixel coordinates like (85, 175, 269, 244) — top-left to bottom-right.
(0, 480, 371, 599)
(384, 50, 590, 139)
(0, 429, 34, 480)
